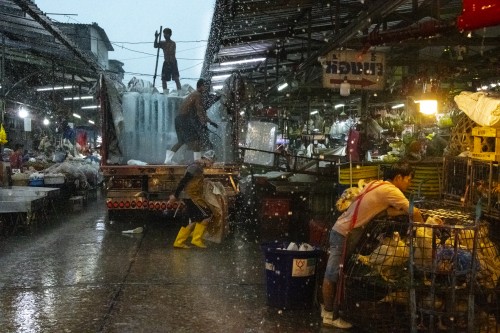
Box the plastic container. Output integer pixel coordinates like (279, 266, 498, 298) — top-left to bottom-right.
(261, 241, 322, 309)
(12, 179, 29, 186)
(44, 175, 65, 185)
(28, 179, 44, 187)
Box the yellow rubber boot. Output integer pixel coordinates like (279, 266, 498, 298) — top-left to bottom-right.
(191, 223, 207, 248)
(173, 225, 194, 248)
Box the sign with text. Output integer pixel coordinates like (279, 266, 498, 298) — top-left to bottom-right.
(321, 50, 385, 91)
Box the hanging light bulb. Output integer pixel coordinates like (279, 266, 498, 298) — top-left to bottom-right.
(18, 107, 28, 118)
(415, 81, 438, 115)
(417, 100, 438, 115)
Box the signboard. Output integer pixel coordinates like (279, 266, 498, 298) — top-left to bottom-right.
(24, 117, 31, 132)
(320, 50, 385, 91)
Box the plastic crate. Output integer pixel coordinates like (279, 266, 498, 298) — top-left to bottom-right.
(28, 179, 44, 187)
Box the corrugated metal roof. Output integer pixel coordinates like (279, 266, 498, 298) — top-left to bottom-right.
(56, 22, 114, 52)
(202, 0, 500, 114)
(0, 0, 104, 123)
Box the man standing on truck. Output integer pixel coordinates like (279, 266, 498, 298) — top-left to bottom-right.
(169, 150, 216, 248)
(164, 78, 218, 164)
(154, 27, 181, 93)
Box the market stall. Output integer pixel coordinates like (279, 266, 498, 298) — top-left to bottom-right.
(0, 187, 60, 234)
(341, 202, 500, 332)
(0, 146, 102, 236)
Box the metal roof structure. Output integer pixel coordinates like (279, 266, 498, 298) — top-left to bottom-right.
(2, 0, 103, 76)
(201, 0, 500, 116)
(0, 0, 106, 125)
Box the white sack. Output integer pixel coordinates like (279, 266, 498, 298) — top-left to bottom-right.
(454, 91, 500, 127)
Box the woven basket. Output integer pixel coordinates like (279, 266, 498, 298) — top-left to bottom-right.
(445, 113, 476, 155)
(12, 179, 29, 186)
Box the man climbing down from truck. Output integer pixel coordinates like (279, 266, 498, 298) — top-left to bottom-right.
(168, 150, 216, 248)
(164, 78, 218, 164)
(154, 27, 181, 93)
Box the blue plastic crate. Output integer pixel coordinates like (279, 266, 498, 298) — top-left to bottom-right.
(29, 179, 44, 187)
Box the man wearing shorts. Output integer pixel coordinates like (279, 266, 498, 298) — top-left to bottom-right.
(154, 27, 181, 92)
(163, 79, 218, 164)
(322, 162, 424, 329)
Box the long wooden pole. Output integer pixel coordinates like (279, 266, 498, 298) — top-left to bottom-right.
(153, 26, 162, 88)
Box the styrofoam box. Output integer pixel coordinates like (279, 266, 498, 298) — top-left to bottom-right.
(44, 175, 65, 185)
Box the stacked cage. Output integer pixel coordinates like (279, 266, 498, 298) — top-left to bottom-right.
(343, 217, 412, 332)
(443, 157, 500, 217)
(469, 160, 500, 216)
(443, 156, 470, 203)
(341, 206, 500, 332)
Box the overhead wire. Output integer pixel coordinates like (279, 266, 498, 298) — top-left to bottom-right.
(45, 13, 208, 76)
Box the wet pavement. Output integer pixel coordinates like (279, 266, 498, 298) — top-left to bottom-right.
(0, 192, 363, 333)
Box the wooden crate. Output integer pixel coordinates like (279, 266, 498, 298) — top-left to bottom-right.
(406, 165, 443, 198)
(472, 127, 500, 162)
(338, 165, 379, 185)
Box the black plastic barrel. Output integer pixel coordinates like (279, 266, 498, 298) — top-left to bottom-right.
(262, 241, 322, 309)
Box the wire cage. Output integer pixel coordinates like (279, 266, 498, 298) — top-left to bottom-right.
(443, 157, 500, 216)
(343, 217, 412, 332)
(341, 206, 500, 333)
(443, 156, 470, 202)
(469, 159, 500, 216)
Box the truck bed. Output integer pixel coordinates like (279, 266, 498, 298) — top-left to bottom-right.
(101, 163, 239, 213)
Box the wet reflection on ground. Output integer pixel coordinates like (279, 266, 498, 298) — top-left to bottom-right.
(0, 195, 362, 332)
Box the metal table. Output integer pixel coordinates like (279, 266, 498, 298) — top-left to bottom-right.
(0, 186, 61, 199)
(0, 187, 60, 234)
(0, 195, 45, 234)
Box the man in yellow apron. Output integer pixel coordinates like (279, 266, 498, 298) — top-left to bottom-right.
(169, 150, 215, 248)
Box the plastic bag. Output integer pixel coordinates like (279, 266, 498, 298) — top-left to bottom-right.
(0, 123, 8, 145)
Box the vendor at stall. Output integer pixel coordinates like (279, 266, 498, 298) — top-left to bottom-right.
(321, 161, 424, 329)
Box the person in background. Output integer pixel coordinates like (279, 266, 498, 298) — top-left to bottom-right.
(22, 149, 30, 163)
(163, 78, 218, 164)
(154, 27, 181, 93)
(321, 161, 424, 329)
(168, 150, 216, 249)
(9, 143, 24, 171)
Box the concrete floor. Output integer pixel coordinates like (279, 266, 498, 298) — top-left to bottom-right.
(0, 193, 359, 333)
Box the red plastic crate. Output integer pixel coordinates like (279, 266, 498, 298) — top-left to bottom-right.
(262, 198, 290, 218)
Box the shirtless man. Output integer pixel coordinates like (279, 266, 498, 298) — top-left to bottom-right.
(154, 28, 181, 92)
(163, 78, 218, 164)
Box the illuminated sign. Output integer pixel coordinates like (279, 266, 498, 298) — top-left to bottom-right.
(320, 50, 385, 91)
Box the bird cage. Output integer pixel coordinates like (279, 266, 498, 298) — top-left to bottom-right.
(340, 206, 500, 333)
(469, 159, 500, 216)
(442, 156, 470, 203)
(342, 217, 411, 332)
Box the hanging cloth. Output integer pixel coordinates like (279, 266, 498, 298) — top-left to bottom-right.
(0, 123, 8, 144)
(76, 130, 88, 149)
(346, 128, 360, 162)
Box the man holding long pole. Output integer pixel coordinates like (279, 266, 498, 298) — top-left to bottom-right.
(152, 25, 162, 88)
(154, 27, 181, 94)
